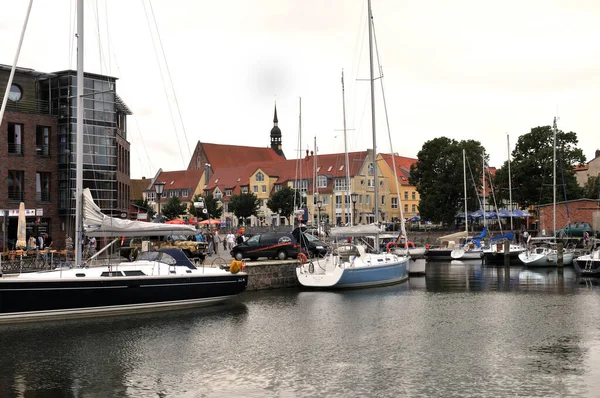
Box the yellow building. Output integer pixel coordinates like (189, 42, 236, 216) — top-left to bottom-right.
(378, 153, 420, 221)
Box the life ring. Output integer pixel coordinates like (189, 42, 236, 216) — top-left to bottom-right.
(297, 252, 308, 264)
(385, 241, 397, 252)
(406, 241, 415, 248)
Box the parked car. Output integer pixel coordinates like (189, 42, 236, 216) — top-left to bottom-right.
(555, 222, 593, 238)
(230, 232, 299, 261)
(292, 228, 330, 258)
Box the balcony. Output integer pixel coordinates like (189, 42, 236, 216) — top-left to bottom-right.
(0, 97, 52, 115)
(8, 190, 24, 202)
(36, 191, 51, 202)
(8, 143, 23, 155)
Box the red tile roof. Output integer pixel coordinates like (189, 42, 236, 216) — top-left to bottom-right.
(201, 142, 284, 169)
(130, 178, 152, 200)
(380, 153, 418, 186)
(152, 169, 204, 191)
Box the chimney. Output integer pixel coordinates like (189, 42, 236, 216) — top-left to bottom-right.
(306, 149, 309, 159)
(596, 149, 600, 159)
(142, 176, 146, 179)
(310, 150, 314, 157)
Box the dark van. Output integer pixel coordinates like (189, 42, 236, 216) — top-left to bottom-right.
(292, 228, 330, 258)
(231, 232, 298, 261)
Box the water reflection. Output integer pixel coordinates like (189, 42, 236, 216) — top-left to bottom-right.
(1, 267, 600, 397)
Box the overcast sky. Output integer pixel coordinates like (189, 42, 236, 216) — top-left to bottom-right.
(2, 0, 600, 178)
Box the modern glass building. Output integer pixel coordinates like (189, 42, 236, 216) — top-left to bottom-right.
(39, 71, 131, 218)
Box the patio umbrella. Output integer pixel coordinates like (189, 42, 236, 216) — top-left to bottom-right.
(198, 218, 221, 225)
(409, 216, 421, 222)
(16, 202, 27, 249)
(165, 219, 186, 224)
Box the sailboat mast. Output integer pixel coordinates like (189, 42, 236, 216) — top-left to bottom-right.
(507, 134, 513, 231)
(367, 0, 379, 247)
(314, 135, 318, 230)
(342, 70, 352, 225)
(463, 149, 468, 236)
(482, 151, 486, 230)
(553, 117, 557, 237)
(75, 0, 84, 266)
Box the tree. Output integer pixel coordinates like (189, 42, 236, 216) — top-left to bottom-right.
(132, 199, 155, 219)
(583, 175, 600, 199)
(229, 192, 260, 224)
(160, 196, 187, 221)
(188, 193, 222, 220)
(266, 186, 303, 221)
(493, 125, 585, 209)
(409, 137, 486, 226)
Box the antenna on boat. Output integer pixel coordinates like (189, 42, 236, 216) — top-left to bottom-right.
(553, 116, 557, 238)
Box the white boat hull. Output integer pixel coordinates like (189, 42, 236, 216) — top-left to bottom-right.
(518, 248, 574, 266)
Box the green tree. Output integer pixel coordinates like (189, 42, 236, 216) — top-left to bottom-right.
(188, 193, 222, 220)
(132, 199, 155, 219)
(229, 192, 260, 224)
(493, 125, 585, 209)
(409, 137, 486, 226)
(160, 196, 187, 221)
(266, 186, 303, 221)
(583, 175, 600, 199)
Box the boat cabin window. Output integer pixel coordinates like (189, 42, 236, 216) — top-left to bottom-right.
(138, 251, 160, 262)
(101, 271, 125, 277)
(157, 253, 177, 265)
(124, 270, 146, 276)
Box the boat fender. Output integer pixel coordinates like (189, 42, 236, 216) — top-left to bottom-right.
(385, 241, 396, 253)
(425, 244, 430, 250)
(297, 252, 308, 265)
(406, 241, 415, 248)
(229, 260, 243, 274)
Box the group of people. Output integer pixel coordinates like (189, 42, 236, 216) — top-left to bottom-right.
(194, 229, 246, 256)
(26, 233, 53, 251)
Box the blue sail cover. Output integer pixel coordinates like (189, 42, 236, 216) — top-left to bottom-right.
(473, 227, 487, 240)
(490, 231, 514, 242)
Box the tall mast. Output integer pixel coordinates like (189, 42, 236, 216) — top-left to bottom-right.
(482, 151, 486, 230)
(342, 70, 352, 225)
(75, 0, 84, 266)
(553, 117, 557, 237)
(507, 134, 513, 231)
(314, 135, 317, 230)
(463, 149, 468, 236)
(367, 0, 379, 248)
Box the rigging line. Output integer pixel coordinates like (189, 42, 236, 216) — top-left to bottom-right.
(68, 0, 75, 69)
(104, 0, 111, 74)
(141, 0, 186, 168)
(372, 19, 404, 234)
(94, 0, 103, 75)
(148, 0, 192, 159)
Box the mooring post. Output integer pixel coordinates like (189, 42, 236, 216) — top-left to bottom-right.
(557, 241, 564, 267)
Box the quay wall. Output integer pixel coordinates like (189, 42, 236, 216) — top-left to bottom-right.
(243, 260, 299, 291)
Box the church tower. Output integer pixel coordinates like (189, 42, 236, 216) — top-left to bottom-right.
(270, 104, 285, 157)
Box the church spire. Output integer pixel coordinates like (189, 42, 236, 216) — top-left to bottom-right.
(270, 102, 284, 157)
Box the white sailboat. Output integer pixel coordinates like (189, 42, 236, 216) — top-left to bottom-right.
(0, 1, 247, 323)
(296, 0, 409, 289)
(518, 118, 574, 266)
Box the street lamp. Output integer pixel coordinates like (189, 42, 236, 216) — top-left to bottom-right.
(316, 200, 322, 235)
(351, 193, 358, 226)
(277, 208, 282, 227)
(154, 181, 165, 222)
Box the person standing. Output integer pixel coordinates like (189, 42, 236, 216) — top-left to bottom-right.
(213, 230, 220, 255)
(207, 231, 214, 256)
(227, 231, 235, 250)
(28, 235, 37, 251)
(37, 234, 45, 251)
(89, 236, 97, 258)
(43, 233, 53, 250)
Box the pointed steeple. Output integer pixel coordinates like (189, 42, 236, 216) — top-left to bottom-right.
(270, 102, 284, 157)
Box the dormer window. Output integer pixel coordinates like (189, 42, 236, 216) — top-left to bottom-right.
(256, 172, 264, 182)
(367, 163, 374, 175)
(316, 175, 327, 188)
(339, 165, 344, 171)
(327, 166, 333, 172)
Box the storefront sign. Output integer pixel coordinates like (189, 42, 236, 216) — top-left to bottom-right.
(36, 209, 44, 216)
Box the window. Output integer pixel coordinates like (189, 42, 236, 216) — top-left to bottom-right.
(36, 172, 51, 202)
(223, 203, 229, 213)
(359, 194, 363, 204)
(367, 163, 374, 175)
(321, 196, 329, 205)
(316, 175, 327, 188)
(256, 172, 264, 182)
(391, 197, 398, 209)
(367, 179, 374, 187)
(292, 179, 309, 192)
(412, 192, 416, 200)
(335, 195, 343, 209)
(381, 195, 385, 205)
(333, 177, 348, 191)
(226, 189, 232, 196)
(8, 123, 23, 154)
(366, 195, 371, 205)
(8, 84, 22, 102)
(262, 185, 266, 193)
(36, 126, 50, 156)
(412, 204, 417, 213)
(253, 185, 258, 193)
(241, 186, 248, 194)
(8, 170, 24, 201)
(327, 166, 333, 172)
(182, 189, 189, 198)
(274, 185, 281, 192)
(339, 165, 344, 171)
(404, 191, 408, 200)
(404, 204, 409, 213)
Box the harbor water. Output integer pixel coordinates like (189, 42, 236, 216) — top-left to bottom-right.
(1, 260, 600, 397)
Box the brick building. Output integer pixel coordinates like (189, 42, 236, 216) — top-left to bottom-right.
(536, 199, 600, 234)
(1, 64, 131, 251)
